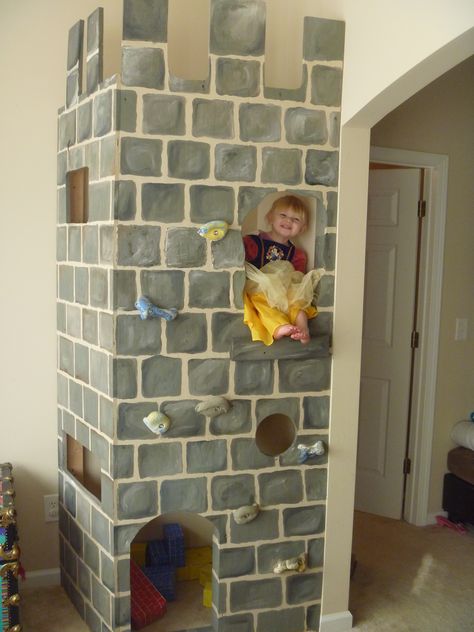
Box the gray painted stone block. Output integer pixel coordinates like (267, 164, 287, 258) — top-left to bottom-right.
(216, 58, 260, 97)
(121, 137, 162, 177)
(84, 534, 100, 575)
(75, 343, 90, 384)
(76, 421, 89, 451)
(113, 270, 137, 310)
(138, 443, 183, 478)
(113, 445, 134, 479)
(329, 111, 340, 147)
(188, 359, 229, 395)
(100, 136, 116, 178)
(142, 182, 184, 223)
(91, 430, 109, 470)
(237, 186, 277, 225)
(215, 144, 257, 182)
(168, 140, 210, 180)
(305, 150, 339, 187)
(113, 523, 143, 556)
(86, 54, 102, 97)
(193, 99, 234, 139)
(67, 19, 84, 70)
(142, 355, 182, 397)
(215, 546, 255, 579)
(309, 311, 332, 337)
(230, 578, 281, 612)
(121, 46, 165, 89)
(233, 270, 246, 309)
(57, 152, 67, 187)
(190, 185, 235, 224)
(161, 400, 206, 438)
(211, 0, 266, 56)
(257, 540, 305, 574)
(114, 180, 136, 220)
(66, 73, 80, 109)
(117, 225, 161, 266)
(209, 515, 228, 545)
(317, 274, 334, 307)
(66, 304, 81, 338)
(257, 607, 305, 632)
(239, 103, 281, 142)
(57, 188, 66, 224)
(167, 313, 207, 353)
(118, 481, 158, 519)
(57, 302, 66, 333)
(143, 94, 185, 135)
(100, 396, 114, 438)
(327, 191, 337, 227)
(234, 360, 273, 395)
(215, 613, 254, 632)
(59, 265, 74, 301)
(82, 309, 98, 345)
(303, 396, 330, 429)
(59, 337, 74, 375)
(160, 477, 208, 513)
(311, 66, 342, 107)
(231, 438, 274, 470)
(166, 228, 206, 268)
(285, 107, 328, 145)
(89, 181, 112, 222)
(90, 349, 109, 394)
(212, 312, 250, 352)
(87, 7, 103, 54)
(141, 270, 184, 309)
(84, 387, 98, 427)
(278, 357, 331, 392)
(94, 91, 112, 137)
(169, 69, 211, 94)
(116, 90, 137, 132)
(100, 226, 114, 265)
(304, 17, 345, 61)
(91, 575, 111, 622)
(283, 505, 325, 536)
(64, 543, 78, 582)
(210, 399, 251, 435)
(101, 552, 114, 592)
(70, 380, 83, 417)
(85, 604, 101, 632)
(117, 558, 131, 592)
(259, 470, 303, 505)
(85, 141, 100, 181)
(58, 110, 76, 150)
(91, 507, 111, 550)
(211, 474, 255, 511)
(187, 440, 227, 473)
(256, 397, 299, 425)
(118, 402, 158, 440)
(77, 101, 92, 142)
(262, 147, 302, 185)
(90, 267, 108, 309)
(116, 315, 161, 355)
(308, 537, 325, 568)
(113, 358, 137, 399)
(263, 65, 308, 103)
(58, 373, 68, 407)
(305, 468, 327, 501)
(64, 481, 77, 516)
(123, 0, 168, 42)
(211, 229, 245, 269)
(189, 271, 230, 308)
(286, 572, 322, 604)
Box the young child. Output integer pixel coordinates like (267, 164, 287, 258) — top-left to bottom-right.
(243, 195, 322, 346)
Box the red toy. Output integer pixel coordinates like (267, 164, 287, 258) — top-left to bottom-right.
(435, 514, 467, 534)
(130, 559, 167, 629)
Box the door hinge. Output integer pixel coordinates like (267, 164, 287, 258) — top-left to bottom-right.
(403, 457, 412, 475)
(418, 200, 426, 218)
(411, 330, 419, 348)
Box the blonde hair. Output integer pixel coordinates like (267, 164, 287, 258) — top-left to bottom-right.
(265, 195, 309, 229)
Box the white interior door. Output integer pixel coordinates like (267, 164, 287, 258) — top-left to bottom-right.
(355, 168, 420, 519)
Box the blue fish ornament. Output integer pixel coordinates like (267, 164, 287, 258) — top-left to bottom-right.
(135, 296, 178, 321)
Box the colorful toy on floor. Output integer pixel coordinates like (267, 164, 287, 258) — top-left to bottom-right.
(163, 523, 185, 568)
(130, 559, 167, 629)
(435, 515, 467, 534)
(135, 295, 178, 321)
(203, 581, 212, 608)
(143, 564, 176, 601)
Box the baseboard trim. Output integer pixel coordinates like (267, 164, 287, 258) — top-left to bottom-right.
(320, 611, 353, 632)
(21, 567, 60, 590)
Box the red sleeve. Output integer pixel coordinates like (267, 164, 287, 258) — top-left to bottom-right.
(292, 248, 307, 273)
(243, 235, 258, 263)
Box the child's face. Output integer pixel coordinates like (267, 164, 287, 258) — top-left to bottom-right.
(268, 207, 306, 241)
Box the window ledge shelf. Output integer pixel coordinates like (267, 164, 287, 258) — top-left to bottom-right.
(230, 334, 330, 361)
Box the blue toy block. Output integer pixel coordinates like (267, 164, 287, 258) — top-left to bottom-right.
(143, 564, 176, 601)
(164, 523, 185, 568)
(146, 539, 169, 567)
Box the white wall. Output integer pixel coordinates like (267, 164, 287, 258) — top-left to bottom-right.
(1, 2, 473, 625)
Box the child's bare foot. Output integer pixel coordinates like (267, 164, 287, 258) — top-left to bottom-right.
(290, 328, 310, 344)
(294, 310, 310, 344)
(274, 324, 299, 340)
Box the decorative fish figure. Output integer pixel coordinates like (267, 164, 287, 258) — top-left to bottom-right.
(233, 503, 259, 525)
(297, 440, 326, 463)
(195, 397, 231, 418)
(135, 296, 178, 321)
(197, 220, 229, 241)
(273, 553, 307, 574)
(143, 411, 171, 435)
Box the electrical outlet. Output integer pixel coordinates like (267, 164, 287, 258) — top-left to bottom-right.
(44, 494, 59, 522)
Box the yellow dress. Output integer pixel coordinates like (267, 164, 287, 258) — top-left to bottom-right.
(243, 260, 323, 346)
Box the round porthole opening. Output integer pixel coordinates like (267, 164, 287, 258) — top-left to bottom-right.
(255, 414, 296, 456)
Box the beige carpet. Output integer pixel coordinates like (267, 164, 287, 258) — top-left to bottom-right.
(351, 511, 474, 632)
(19, 512, 474, 631)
